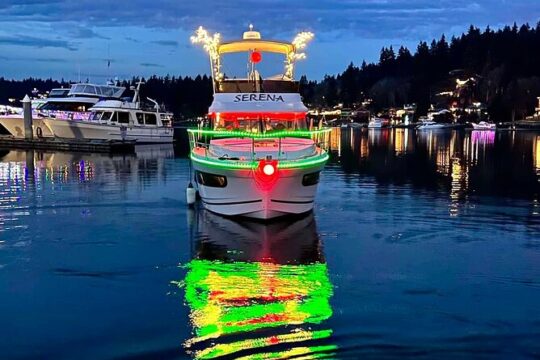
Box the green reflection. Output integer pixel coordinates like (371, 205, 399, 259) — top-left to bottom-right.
(179, 211, 336, 359)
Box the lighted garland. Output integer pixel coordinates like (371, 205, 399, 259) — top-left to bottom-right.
(187, 127, 331, 139)
(190, 27, 223, 81)
(286, 31, 314, 79)
(190, 151, 329, 170)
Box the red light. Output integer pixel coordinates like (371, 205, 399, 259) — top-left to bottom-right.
(263, 164, 275, 176)
(250, 51, 262, 63)
(254, 160, 278, 190)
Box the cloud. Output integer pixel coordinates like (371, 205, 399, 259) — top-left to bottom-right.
(151, 40, 179, 47)
(34, 57, 69, 63)
(0, 0, 538, 41)
(125, 36, 140, 43)
(140, 62, 164, 68)
(69, 26, 110, 40)
(0, 34, 76, 50)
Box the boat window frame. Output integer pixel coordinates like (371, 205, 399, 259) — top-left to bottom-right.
(195, 171, 227, 188)
(144, 113, 157, 126)
(117, 111, 130, 124)
(89, 111, 103, 121)
(302, 172, 320, 186)
(135, 112, 144, 125)
(100, 111, 113, 122)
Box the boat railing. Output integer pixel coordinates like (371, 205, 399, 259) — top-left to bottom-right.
(187, 127, 331, 164)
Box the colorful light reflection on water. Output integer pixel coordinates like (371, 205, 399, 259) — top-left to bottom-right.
(179, 211, 336, 359)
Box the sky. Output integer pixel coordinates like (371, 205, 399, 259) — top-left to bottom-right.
(0, 0, 539, 81)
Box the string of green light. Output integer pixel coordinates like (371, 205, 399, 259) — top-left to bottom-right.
(187, 128, 332, 138)
(190, 152, 329, 170)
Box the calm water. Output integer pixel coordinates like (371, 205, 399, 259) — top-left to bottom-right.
(0, 129, 539, 359)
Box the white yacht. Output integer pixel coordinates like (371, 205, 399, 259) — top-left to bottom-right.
(471, 121, 496, 130)
(189, 26, 329, 219)
(367, 117, 389, 128)
(416, 120, 455, 130)
(0, 83, 125, 138)
(43, 82, 173, 143)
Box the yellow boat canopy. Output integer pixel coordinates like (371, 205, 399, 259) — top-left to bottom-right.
(218, 40, 295, 55)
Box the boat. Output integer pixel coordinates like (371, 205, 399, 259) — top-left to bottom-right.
(367, 117, 389, 128)
(188, 25, 330, 219)
(43, 81, 174, 143)
(0, 83, 125, 138)
(416, 120, 456, 130)
(471, 121, 496, 130)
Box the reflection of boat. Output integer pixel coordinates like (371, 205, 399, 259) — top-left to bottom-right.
(471, 121, 496, 130)
(367, 117, 388, 129)
(43, 82, 174, 143)
(0, 145, 174, 187)
(180, 210, 336, 359)
(188, 26, 329, 219)
(0, 83, 125, 138)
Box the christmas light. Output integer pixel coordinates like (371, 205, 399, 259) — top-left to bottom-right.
(187, 128, 331, 139)
(191, 26, 223, 81)
(285, 31, 314, 79)
(189, 152, 329, 170)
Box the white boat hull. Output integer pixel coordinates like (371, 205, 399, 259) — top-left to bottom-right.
(43, 118, 174, 143)
(417, 124, 454, 130)
(0, 115, 54, 138)
(193, 162, 325, 220)
(471, 123, 496, 130)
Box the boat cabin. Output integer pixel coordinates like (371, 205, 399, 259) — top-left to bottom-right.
(88, 100, 172, 127)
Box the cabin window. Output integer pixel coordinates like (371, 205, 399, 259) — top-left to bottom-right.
(101, 112, 113, 121)
(117, 112, 130, 124)
(136, 112, 144, 124)
(109, 112, 117, 122)
(145, 113, 157, 125)
(195, 171, 227, 188)
(89, 112, 102, 121)
(302, 172, 320, 186)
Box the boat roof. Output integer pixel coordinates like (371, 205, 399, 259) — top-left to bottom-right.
(68, 83, 125, 98)
(49, 88, 70, 98)
(218, 39, 295, 55)
(90, 100, 171, 114)
(45, 97, 100, 104)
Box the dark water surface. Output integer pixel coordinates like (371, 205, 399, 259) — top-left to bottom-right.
(0, 129, 539, 359)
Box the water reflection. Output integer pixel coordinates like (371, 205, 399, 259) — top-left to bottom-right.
(181, 210, 335, 359)
(332, 127, 540, 199)
(0, 145, 175, 233)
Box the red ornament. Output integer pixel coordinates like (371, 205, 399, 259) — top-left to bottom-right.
(250, 51, 262, 63)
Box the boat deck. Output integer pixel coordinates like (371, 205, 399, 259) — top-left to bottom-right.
(206, 137, 317, 160)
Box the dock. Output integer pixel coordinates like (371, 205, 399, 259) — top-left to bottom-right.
(0, 136, 136, 153)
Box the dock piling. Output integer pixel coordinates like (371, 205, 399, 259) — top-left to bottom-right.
(22, 95, 33, 140)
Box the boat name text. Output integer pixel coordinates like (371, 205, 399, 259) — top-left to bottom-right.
(233, 94, 285, 102)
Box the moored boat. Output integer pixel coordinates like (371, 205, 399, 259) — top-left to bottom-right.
(43, 82, 174, 143)
(416, 120, 456, 130)
(367, 117, 389, 129)
(189, 26, 329, 219)
(471, 121, 496, 130)
(0, 84, 125, 138)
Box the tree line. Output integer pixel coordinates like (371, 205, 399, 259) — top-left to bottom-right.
(1, 21, 540, 121)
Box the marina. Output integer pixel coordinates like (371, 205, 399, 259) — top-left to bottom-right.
(1, 2, 540, 358)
